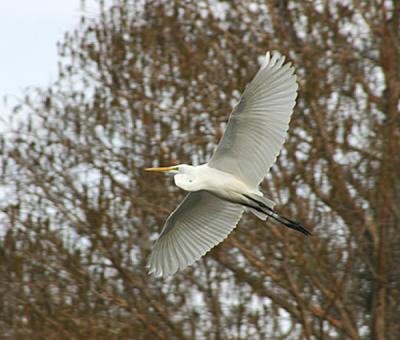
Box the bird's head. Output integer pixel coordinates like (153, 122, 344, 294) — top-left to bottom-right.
(145, 164, 198, 191)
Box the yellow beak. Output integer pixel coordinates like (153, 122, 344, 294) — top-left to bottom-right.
(145, 166, 178, 172)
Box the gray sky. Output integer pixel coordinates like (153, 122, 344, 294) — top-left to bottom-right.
(0, 0, 88, 114)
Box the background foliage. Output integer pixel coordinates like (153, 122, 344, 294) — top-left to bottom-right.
(1, 0, 399, 339)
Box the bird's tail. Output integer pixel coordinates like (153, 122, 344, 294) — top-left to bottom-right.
(243, 193, 311, 236)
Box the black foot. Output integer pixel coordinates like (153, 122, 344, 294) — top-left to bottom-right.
(282, 218, 312, 236)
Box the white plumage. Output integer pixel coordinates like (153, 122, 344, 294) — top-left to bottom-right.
(146, 51, 308, 278)
(149, 190, 244, 277)
(209, 52, 297, 187)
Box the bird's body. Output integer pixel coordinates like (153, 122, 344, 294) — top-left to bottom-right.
(174, 164, 255, 203)
(145, 51, 311, 277)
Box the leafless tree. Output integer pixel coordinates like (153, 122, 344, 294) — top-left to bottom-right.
(0, 1, 399, 339)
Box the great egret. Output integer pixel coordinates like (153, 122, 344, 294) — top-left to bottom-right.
(146, 51, 310, 277)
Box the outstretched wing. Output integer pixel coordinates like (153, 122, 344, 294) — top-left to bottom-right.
(148, 191, 244, 277)
(208, 51, 298, 188)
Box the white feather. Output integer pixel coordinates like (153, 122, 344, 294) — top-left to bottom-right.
(209, 51, 298, 188)
(148, 191, 244, 277)
(147, 51, 300, 277)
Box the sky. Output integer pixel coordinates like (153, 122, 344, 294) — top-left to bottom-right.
(0, 0, 92, 115)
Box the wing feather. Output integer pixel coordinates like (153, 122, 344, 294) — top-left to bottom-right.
(148, 51, 297, 277)
(208, 51, 298, 188)
(148, 191, 244, 277)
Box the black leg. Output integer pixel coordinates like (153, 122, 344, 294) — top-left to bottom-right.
(241, 194, 311, 236)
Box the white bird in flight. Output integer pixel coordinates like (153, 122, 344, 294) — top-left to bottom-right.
(145, 51, 310, 277)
